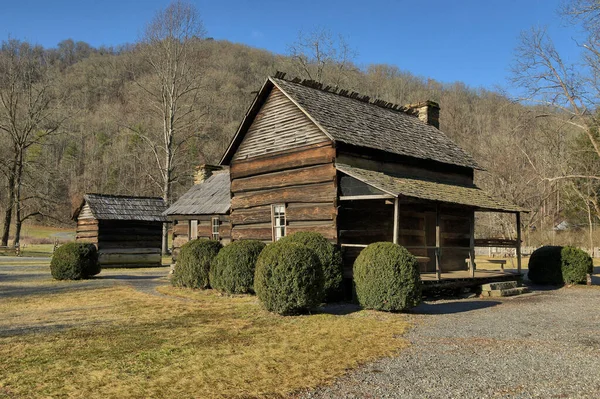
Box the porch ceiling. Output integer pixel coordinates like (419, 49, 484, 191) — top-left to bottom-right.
(336, 163, 527, 213)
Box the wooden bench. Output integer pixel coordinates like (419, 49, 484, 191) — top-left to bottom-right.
(466, 258, 507, 272)
(0, 246, 20, 256)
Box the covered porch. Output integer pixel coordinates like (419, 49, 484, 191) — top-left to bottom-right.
(336, 164, 526, 284)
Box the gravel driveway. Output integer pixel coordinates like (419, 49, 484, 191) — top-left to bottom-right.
(300, 287, 600, 398)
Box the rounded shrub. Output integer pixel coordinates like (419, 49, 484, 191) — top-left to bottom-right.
(279, 232, 343, 301)
(171, 239, 222, 289)
(353, 242, 421, 312)
(561, 246, 593, 285)
(254, 240, 324, 315)
(527, 246, 565, 285)
(50, 242, 100, 280)
(210, 240, 266, 294)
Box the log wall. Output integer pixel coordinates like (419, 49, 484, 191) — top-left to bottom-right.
(230, 143, 337, 243)
(170, 215, 232, 260)
(97, 220, 163, 268)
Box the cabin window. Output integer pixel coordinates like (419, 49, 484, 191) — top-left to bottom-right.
(212, 217, 220, 240)
(190, 220, 198, 240)
(272, 204, 286, 241)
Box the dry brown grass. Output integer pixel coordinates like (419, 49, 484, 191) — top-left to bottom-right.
(0, 284, 409, 398)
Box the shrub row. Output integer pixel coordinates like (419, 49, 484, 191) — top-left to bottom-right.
(528, 245, 593, 285)
(172, 234, 422, 315)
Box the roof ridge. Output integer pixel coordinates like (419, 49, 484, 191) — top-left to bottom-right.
(85, 193, 164, 201)
(272, 71, 432, 118)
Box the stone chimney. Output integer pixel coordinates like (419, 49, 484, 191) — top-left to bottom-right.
(406, 100, 440, 129)
(194, 164, 222, 185)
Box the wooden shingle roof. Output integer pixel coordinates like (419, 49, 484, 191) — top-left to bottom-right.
(337, 164, 526, 213)
(221, 75, 480, 170)
(163, 171, 231, 216)
(78, 194, 167, 222)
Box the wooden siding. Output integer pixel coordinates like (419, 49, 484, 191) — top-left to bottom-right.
(230, 143, 337, 243)
(78, 204, 94, 220)
(232, 87, 329, 162)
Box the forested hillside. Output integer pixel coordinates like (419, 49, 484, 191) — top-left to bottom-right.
(1, 1, 598, 249)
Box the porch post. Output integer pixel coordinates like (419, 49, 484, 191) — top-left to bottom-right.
(469, 211, 475, 278)
(516, 212, 522, 274)
(435, 203, 441, 281)
(393, 197, 399, 244)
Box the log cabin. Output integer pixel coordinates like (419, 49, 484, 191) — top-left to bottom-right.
(220, 72, 526, 287)
(163, 165, 232, 260)
(72, 194, 166, 268)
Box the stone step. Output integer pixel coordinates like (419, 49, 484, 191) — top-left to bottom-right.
(481, 281, 518, 291)
(483, 287, 529, 297)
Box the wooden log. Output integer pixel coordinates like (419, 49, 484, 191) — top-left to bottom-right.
(100, 248, 162, 255)
(77, 219, 99, 226)
(173, 222, 189, 235)
(98, 234, 163, 242)
(286, 203, 337, 222)
(99, 240, 161, 250)
(230, 145, 335, 179)
(230, 205, 272, 225)
(232, 226, 273, 241)
(98, 252, 162, 265)
(218, 223, 232, 238)
(232, 182, 336, 209)
(287, 224, 337, 241)
(231, 164, 336, 193)
(76, 231, 99, 239)
(76, 237, 98, 244)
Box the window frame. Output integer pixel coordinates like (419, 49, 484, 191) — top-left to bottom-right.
(190, 220, 198, 240)
(211, 217, 220, 241)
(271, 204, 286, 241)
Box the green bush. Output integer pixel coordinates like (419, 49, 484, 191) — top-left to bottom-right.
(527, 246, 563, 285)
(353, 242, 421, 312)
(210, 240, 266, 294)
(254, 240, 324, 315)
(50, 242, 100, 280)
(561, 246, 593, 285)
(279, 232, 343, 301)
(528, 245, 593, 285)
(171, 239, 222, 289)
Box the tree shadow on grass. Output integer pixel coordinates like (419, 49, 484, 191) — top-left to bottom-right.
(411, 300, 501, 315)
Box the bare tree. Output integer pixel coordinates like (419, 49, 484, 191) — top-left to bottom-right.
(128, 1, 206, 253)
(0, 39, 67, 247)
(287, 27, 357, 85)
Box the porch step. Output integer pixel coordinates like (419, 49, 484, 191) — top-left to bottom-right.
(481, 285, 529, 298)
(481, 281, 518, 291)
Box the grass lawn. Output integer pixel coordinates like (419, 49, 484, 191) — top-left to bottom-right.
(0, 283, 409, 398)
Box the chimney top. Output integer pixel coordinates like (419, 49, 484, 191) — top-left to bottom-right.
(194, 164, 222, 185)
(405, 101, 440, 129)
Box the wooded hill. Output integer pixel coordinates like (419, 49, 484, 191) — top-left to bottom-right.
(0, 4, 597, 249)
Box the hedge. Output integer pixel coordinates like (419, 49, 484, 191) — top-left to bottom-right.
(210, 240, 266, 294)
(171, 239, 222, 289)
(528, 245, 593, 285)
(353, 242, 421, 312)
(278, 232, 343, 300)
(50, 242, 100, 280)
(254, 240, 324, 315)
(561, 246, 593, 285)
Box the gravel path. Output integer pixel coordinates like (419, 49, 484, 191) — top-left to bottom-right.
(300, 288, 600, 398)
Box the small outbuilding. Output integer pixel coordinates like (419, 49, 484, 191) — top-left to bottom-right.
(163, 166, 232, 260)
(73, 194, 167, 268)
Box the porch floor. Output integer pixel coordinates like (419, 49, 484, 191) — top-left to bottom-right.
(420, 269, 519, 281)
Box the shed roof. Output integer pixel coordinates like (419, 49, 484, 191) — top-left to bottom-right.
(78, 194, 167, 222)
(337, 163, 526, 213)
(221, 75, 480, 170)
(163, 171, 231, 216)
